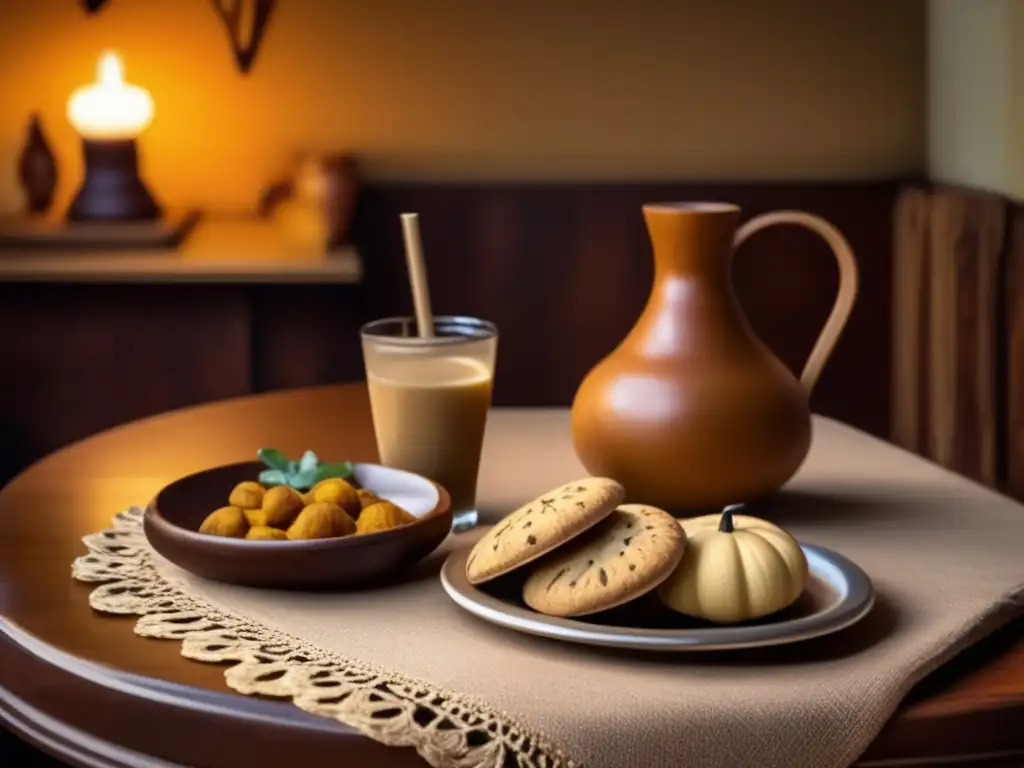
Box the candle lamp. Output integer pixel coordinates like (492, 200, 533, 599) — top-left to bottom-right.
(66, 51, 161, 223)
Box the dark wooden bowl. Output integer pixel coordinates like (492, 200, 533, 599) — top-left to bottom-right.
(143, 461, 452, 589)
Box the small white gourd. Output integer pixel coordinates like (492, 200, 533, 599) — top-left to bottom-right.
(656, 505, 808, 623)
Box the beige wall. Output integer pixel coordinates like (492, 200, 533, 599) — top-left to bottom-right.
(928, 0, 1009, 193)
(0, 0, 925, 214)
(928, 0, 1024, 201)
(1008, 4, 1024, 198)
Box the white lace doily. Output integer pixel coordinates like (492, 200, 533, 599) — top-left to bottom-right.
(72, 507, 576, 768)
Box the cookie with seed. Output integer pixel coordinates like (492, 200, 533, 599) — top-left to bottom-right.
(465, 477, 625, 585)
(522, 504, 686, 617)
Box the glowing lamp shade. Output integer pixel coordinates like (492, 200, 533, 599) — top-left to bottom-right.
(67, 51, 153, 140)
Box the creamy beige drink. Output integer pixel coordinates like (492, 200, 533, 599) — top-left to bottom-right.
(362, 317, 498, 530)
(368, 356, 492, 511)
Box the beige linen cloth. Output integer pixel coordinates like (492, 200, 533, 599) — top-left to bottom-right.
(75, 411, 1024, 768)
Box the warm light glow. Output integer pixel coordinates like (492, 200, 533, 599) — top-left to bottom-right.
(67, 51, 154, 140)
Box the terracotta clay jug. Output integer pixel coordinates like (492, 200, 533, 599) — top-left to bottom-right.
(570, 203, 858, 511)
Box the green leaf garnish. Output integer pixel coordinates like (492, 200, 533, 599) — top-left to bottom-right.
(315, 461, 354, 481)
(257, 449, 353, 491)
(258, 448, 290, 471)
(291, 468, 318, 489)
(298, 450, 319, 474)
(259, 468, 289, 486)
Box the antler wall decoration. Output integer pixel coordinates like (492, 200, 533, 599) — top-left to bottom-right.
(78, 0, 276, 76)
(210, 0, 276, 75)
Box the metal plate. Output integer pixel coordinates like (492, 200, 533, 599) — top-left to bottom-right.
(440, 543, 875, 651)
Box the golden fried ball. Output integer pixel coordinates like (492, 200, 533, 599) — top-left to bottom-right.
(305, 477, 361, 517)
(228, 481, 265, 510)
(287, 502, 357, 540)
(199, 506, 249, 538)
(356, 488, 382, 510)
(247, 485, 304, 528)
(245, 525, 289, 541)
(355, 501, 416, 535)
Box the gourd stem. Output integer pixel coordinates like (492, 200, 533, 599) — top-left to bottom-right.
(719, 504, 741, 533)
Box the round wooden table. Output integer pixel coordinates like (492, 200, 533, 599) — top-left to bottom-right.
(0, 384, 1021, 768)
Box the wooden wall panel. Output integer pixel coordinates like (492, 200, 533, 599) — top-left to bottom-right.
(353, 181, 899, 437)
(0, 284, 252, 481)
(249, 284, 371, 392)
(891, 187, 930, 455)
(926, 189, 1004, 484)
(891, 184, 1008, 487)
(1006, 209, 1024, 498)
(0, 180, 901, 483)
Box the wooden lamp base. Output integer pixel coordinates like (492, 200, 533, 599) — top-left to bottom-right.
(66, 138, 161, 223)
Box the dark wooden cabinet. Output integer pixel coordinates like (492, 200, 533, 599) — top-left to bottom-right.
(0, 282, 372, 481)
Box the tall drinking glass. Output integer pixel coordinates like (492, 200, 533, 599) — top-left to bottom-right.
(360, 316, 498, 531)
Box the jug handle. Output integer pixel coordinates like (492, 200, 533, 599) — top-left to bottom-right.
(733, 210, 859, 394)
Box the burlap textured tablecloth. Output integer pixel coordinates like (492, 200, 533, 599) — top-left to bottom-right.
(75, 411, 1024, 768)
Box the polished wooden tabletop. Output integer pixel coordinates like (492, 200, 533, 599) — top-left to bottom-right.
(0, 384, 1021, 768)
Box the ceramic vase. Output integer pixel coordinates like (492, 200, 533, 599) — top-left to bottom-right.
(17, 113, 58, 215)
(260, 154, 359, 247)
(570, 203, 859, 511)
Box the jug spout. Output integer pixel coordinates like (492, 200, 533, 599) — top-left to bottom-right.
(642, 202, 740, 279)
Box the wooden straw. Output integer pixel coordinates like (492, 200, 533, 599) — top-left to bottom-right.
(400, 212, 435, 338)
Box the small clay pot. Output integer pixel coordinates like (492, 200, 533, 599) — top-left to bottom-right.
(258, 154, 360, 246)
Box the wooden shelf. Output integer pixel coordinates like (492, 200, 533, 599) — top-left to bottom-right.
(0, 216, 363, 284)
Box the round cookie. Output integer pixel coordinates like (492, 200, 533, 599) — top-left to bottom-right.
(522, 504, 686, 617)
(465, 477, 624, 585)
